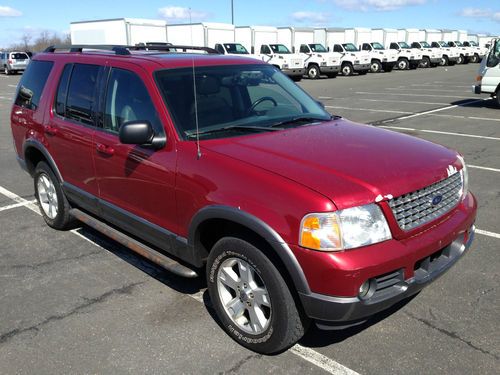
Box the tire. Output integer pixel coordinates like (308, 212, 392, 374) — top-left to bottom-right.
(457, 55, 464, 64)
(470, 54, 479, 63)
(4, 66, 10, 75)
(341, 63, 353, 76)
(207, 237, 306, 354)
(440, 56, 448, 66)
(291, 76, 302, 82)
(306, 64, 320, 79)
(34, 161, 74, 230)
(496, 88, 500, 108)
(325, 72, 338, 78)
(370, 60, 382, 73)
(397, 58, 409, 70)
(420, 56, 430, 68)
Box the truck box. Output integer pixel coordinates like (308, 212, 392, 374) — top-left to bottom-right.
(166, 22, 235, 48)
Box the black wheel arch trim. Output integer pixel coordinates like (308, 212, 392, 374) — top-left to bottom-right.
(188, 205, 311, 294)
(22, 139, 63, 182)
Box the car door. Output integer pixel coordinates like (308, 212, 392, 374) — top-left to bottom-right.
(44, 63, 101, 209)
(92, 63, 179, 254)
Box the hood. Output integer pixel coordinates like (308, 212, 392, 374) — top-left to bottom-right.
(202, 119, 461, 210)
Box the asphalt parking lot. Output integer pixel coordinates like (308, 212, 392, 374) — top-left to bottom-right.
(0, 64, 499, 374)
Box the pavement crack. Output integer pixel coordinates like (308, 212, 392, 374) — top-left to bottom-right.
(404, 311, 499, 360)
(2, 250, 103, 271)
(220, 354, 262, 374)
(0, 281, 143, 345)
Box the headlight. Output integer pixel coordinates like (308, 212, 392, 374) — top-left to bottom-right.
(457, 154, 468, 199)
(299, 204, 391, 251)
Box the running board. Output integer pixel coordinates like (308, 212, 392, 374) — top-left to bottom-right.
(69, 208, 198, 278)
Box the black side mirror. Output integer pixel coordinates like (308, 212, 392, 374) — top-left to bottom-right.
(18, 85, 33, 102)
(119, 121, 155, 145)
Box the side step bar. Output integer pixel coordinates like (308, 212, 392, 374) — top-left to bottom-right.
(69, 208, 198, 278)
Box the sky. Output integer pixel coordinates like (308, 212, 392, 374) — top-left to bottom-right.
(0, 0, 499, 47)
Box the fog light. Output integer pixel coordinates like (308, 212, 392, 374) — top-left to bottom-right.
(358, 279, 376, 300)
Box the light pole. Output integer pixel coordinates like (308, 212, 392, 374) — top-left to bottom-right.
(231, 0, 234, 25)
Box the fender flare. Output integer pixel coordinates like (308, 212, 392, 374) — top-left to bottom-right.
(22, 139, 63, 182)
(188, 205, 311, 294)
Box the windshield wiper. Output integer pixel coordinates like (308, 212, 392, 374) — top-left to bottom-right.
(269, 115, 335, 128)
(185, 125, 279, 139)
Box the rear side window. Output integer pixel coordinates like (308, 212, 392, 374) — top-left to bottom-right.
(12, 53, 29, 60)
(14, 60, 53, 110)
(55, 64, 73, 116)
(103, 68, 161, 133)
(64, 64, 100, 125)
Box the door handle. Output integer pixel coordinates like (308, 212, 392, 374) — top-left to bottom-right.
(96, 143, 115, 156)
(45, 126, 58, 136)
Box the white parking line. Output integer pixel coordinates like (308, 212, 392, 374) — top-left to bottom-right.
(468, 116, 500, 122)
(0, 200, 37, 212)
(468, 165, 500, 173)
(8, 84, 17, 88)
(318, 96, 333, 100)
(380, 125, 500, 141)
(393, 98, 487, 121)
(475, 229, 500, 239)
(0, 185, 359, 374)
(326, 105, 411, 114)
(411, 84, 471, 89)
(387, 88, 468, 93)
(359, 98, 451, 106)
(355, 91, 479, 99)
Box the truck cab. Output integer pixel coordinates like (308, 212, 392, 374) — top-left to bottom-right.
(447, 41, 471, 64)
(430, 41, 460, 66)
(214, 43, 249, 55)
(360, 42, 397, 73)
(298, 43, 341, 79)
(463, 41, 486, 63)
(410, 42, 442, 68)
(473, 38, 500, 107)
(331, 43, 370, 76)
(389, 42, 422, 70)
(257, 44, 305, 81)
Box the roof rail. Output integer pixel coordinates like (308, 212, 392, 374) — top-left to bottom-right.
(44, 44, 220, 55)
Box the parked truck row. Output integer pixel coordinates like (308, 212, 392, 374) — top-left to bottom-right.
(66, 19, 498, 81)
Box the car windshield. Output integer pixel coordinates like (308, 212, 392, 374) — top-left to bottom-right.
(371, 42, 385, 50)
(342, 43, 358, 52)
(438, 41, 448, 47)
(270, 44, 291, 54)
(399, 42, 411, 49)
(225, 44, 249, 54)
(420, 41, 431, 48)
(155, 64, 331, 140)
(308, 44, 327, 52)
(455, 41, 463, 47)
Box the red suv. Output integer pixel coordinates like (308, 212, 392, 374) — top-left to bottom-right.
(11, 45, 476, 354)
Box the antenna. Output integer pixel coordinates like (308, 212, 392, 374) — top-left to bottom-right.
(189, 7, 202, 159)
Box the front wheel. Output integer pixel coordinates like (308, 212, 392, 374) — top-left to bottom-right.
(34, 162, 74, 230)
(420, 57, 430, 68)
(341, 63, 353, 76)
(440, 56, 448, 66)
(397, 58, 409, 70)
(306, 64, 320, 79)
(370, 61, 382, 73)
(207, 237, 306, 354)
(457, 55, 464, 64)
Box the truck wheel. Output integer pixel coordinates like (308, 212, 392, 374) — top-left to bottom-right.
(207, 237, 307, 354)
(341, 63, 353, 76)
(34, 162, 74, 230)
(496, 88, 500, 108)
(420, 57, 430, 68)
(325, 72, 338, 78)
(439, 56, 448, 66)
(397, 58, 409, 70)
(370, 61, 382, 73)
(306, 64, 320, 79)
(4, 66, 10, 75)
(457, 55, 464, 64)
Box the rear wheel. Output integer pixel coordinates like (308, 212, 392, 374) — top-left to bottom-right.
(34, 162, 74, 230)
(207, 237, 306, 354)
(306, 64, 320, 79)
(397, 58, 409, 70)
(370, 60, 382, 73)
(341, 63, 353, 76)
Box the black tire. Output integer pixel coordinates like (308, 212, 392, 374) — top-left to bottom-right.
(34, 161, 74, 230)
(440, 56, 449, 66)
(370, 60, 382, 73)
(306, 64, 320, 79)
(341, 63, 353, 76)
(4, 66, 10, 75)
(325, 72, 338, 78)
(496, 88, 500, 108)
(207, 237, 306, 354)
(470, 54, 479, 63)
(420, 56, 430, 68)
(397, 58, 409, 70)
(457, 55, 464, 64)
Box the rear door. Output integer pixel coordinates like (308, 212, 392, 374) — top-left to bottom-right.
(10, 52, 30, 70)
(92, 62, 179, 252)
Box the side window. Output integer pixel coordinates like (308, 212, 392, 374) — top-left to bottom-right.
(66, 64, 100, 125)
(362, 44, 369, 51)
(261, 45, 271, 54)
(215, 44, 225, 54)
(390, 43, 398, 49)
(299, 45, 309, 53)
(55, 64, 73, 116)
(14, 60, 53, 110)
(333, 44, 342, 53)
(103, 68, 161, 134)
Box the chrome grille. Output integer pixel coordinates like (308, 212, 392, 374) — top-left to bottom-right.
(388, 172, 463, 231)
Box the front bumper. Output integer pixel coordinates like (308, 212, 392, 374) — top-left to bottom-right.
(353, 63, 370, 72)
(319, 65, 341, 74)
(430, 57, 442, 64)
(293, 193, 477, 326)
(282, 68, 305, 77)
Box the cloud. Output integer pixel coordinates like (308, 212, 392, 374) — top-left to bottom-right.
(158, 6, 209, 22)
(333, 0, 426, 12)
(290, 11, 331, 24)
(0, 6, 22, 17)
(459, 8, 500, 23)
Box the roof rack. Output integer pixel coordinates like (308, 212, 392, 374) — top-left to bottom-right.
(44, 44, 220, 55)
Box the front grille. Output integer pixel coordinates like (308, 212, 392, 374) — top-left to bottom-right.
(388, 172, 462, 231)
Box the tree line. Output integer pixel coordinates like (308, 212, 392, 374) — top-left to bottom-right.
(6, 31, 71, 53)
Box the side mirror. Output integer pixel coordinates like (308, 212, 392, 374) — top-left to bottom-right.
(119, 121, 155, 145)
(327, 47, 330, 52)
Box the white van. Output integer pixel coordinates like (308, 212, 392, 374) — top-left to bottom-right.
(473, 39, 500, 106)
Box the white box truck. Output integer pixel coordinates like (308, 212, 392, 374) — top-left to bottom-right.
(277, 27, 341, 79)
(314, 28, 370, 76)
(70, 18, 167, 45)
(354, 28, 398, 73)
(381, 29, 422, 69)
(473, 38, 500, 106)
(235, 26, 305, 80)
(166, 22, 235, 48)
(424, 30, 460, 65)
(404, 29, 442, 68)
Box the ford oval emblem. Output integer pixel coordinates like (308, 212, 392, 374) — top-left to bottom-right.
(431, 195, 443, 206)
